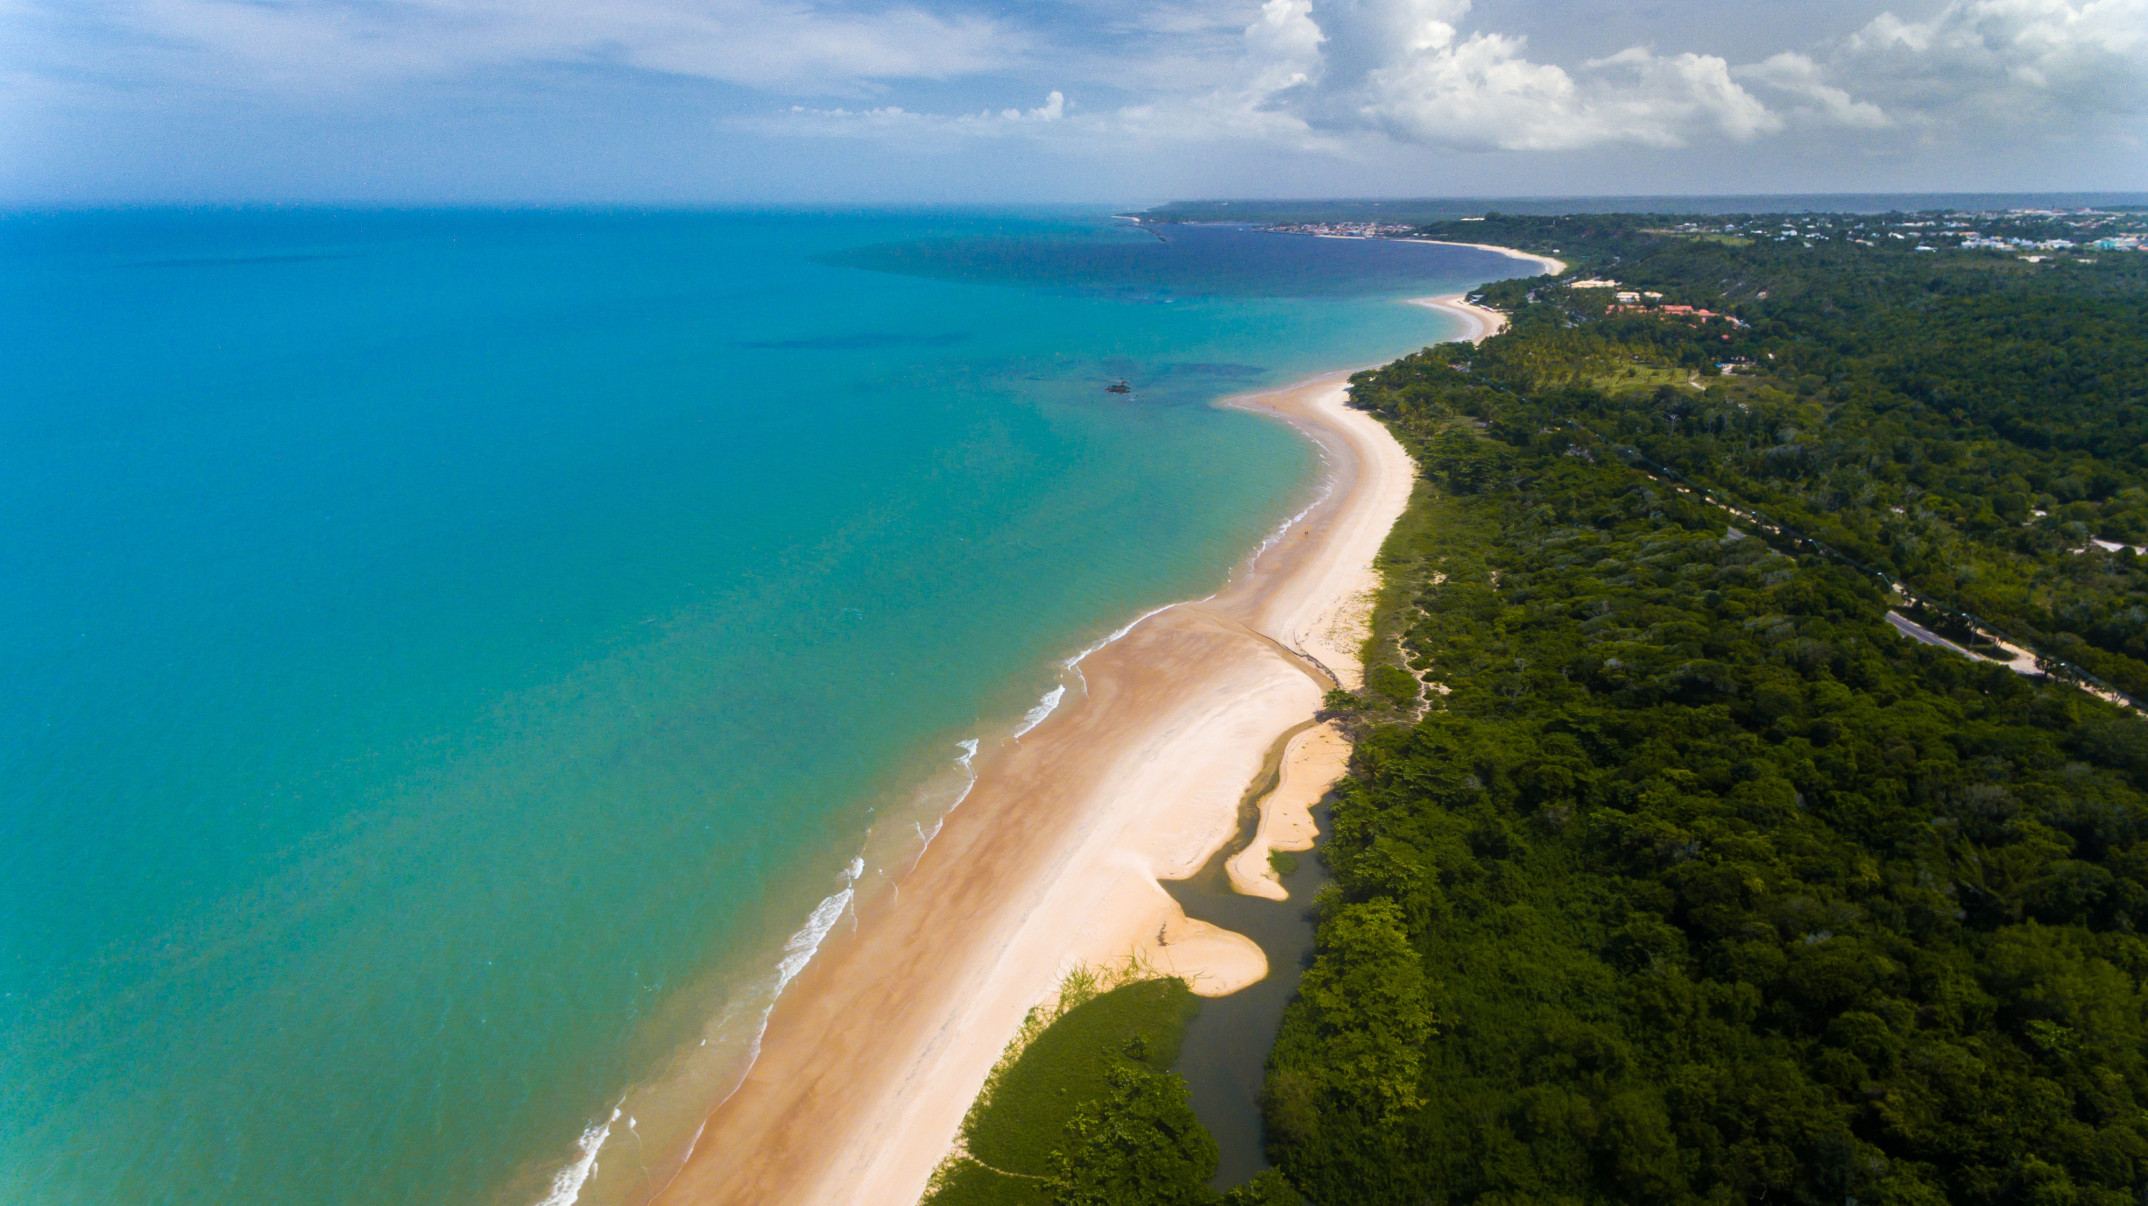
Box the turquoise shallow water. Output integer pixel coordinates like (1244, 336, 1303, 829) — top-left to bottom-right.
(0, 209, 1516, 1203)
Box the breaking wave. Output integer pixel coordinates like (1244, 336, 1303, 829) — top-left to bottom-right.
(1010, 686, 1066, 740)
(533, 1106, 620, 1206)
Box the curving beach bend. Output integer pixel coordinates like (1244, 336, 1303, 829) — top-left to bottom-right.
(651, 373, 1416, 1205)
(1406, 244, 1569, 342)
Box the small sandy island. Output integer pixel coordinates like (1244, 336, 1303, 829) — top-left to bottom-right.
(651, 373, 1414, 1205)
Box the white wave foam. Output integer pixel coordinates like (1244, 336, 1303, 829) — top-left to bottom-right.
(773, 858, 864, 994)
(1010, 685, 1066, 740)
(1247, 479, 1335, 569)
(565, 739, 981, 1200)
(946, 738, 981, 812)
(698, 851, 872, 1132)
(534, 1105, 620, 1206)
(911, 738, 979, 865)
(1064, 602, 1179, 675)
(1053, 475, 1340, 683)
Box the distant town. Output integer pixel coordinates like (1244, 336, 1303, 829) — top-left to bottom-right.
(1268, 208, 2148, 256)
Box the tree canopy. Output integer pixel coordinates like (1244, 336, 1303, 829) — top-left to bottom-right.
(1267, 214, 2148, 1204)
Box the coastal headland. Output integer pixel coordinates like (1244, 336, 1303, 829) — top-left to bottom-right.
(652, 248, 1552, 1206)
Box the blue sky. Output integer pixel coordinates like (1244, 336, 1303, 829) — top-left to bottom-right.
(3, 0, 2142, 203)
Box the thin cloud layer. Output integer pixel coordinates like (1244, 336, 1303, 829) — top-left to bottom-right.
(2, 0, 2142, 199)
(33, 0, 1018, 94)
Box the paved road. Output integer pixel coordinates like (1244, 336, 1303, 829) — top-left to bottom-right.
(1886, 610, 1991, 664)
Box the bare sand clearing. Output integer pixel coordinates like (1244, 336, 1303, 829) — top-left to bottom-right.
(652, 374, 1415, 1205)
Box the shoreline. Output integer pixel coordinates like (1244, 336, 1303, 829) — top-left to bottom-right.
(1395, 236, 1568, 278)
(1406, 293, 1509, 342)
(1402, 242, 1566, 344)
(648, 372, 1416, 1205)
(641, 246, 1553, 1205)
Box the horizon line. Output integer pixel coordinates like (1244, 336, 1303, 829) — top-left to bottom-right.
(6, 188, 2148, 215)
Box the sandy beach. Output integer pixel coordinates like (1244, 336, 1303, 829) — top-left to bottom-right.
(1407, 293, 1510, 341)
(1405, 242, 1567, 342)
(1225, 721, 1351, 901)
(1400, 237, 1568, 278)
(650, 374, 1415, 1205)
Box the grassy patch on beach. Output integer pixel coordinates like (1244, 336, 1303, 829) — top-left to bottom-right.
(968, 977, 1200, 1172)
(925, 976, 1201, 1205)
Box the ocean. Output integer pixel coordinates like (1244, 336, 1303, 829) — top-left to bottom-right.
(0, 208, 1514, 1203)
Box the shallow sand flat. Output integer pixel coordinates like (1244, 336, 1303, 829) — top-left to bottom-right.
(650, 375, 1414, 1206)
(1226, 721, 1353, 902)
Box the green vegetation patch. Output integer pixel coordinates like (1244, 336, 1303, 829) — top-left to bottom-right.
(965, 977, 1200, 1175)
(1582, 362, 1699, 397)
(926, 1158, 1050, 1206)
(928, 975, 1306, 1206)
(927, 977, 1210, 1206)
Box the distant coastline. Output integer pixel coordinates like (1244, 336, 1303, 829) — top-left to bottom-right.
(1395, 237, 1568, 279)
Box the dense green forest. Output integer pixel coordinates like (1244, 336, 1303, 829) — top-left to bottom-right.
(942, 212, 2148, 1203)
(1416, 212, 2148, 700)
(1266, 215, 2148, 1204)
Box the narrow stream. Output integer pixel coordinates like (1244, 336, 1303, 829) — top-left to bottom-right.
(1166, 801, 1335, 1188)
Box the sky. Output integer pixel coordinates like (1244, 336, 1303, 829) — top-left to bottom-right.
(2, 0, 2143, 203)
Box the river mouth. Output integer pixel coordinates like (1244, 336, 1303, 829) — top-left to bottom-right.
(1166, 800, 1336, 1188)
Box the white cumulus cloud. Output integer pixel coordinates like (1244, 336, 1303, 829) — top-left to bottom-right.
(1278, 0, 1784, 150)
(1838, 0, 2148, 122)
(1738, 52, 1892, 129)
